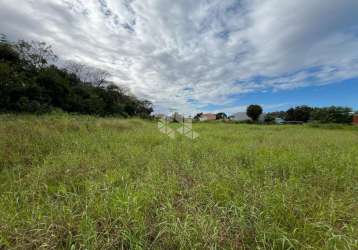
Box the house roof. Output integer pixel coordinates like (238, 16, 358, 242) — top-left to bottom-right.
(201, 113, 216, 119)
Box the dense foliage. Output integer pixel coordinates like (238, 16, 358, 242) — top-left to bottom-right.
(310, 106, 353, 124)
(0, 36, 152, 117)
(285, 105, 313, 122)
(267, 105, 353, 124)
(246, 104, 263, 121)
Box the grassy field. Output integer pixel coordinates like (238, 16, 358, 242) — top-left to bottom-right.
(0, 114, 357, 249)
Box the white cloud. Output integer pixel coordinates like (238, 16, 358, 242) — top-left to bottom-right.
(1, 0, 357, 115)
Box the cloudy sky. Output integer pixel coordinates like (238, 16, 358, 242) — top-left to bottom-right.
(1, 0, 358, 115)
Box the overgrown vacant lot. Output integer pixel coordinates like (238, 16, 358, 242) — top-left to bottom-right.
(0, 115, 357, 249)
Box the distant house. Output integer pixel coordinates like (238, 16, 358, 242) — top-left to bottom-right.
(258, 113, 266, 123)
(230, 112, 267, 123)
(199, 113, 217, 121)
(353, 114, 358, 125)
(275, 117, 285, 124)
(230, 112, 251, 122)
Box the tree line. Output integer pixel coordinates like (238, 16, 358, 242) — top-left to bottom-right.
(248, 104, 354, 124)
(266, 105, 354, 124)
(0, 35, 153, 117)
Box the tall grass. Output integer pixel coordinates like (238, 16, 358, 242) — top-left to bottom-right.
(0, 114, 357, 249)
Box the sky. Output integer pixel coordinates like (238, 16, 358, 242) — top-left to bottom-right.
(1, 0, 358, 115)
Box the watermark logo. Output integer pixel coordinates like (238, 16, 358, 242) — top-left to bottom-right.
(158, 114, 199, 140)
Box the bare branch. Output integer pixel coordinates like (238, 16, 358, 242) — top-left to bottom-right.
(63, 61, 110, 87)
(15, 40, 58, 69)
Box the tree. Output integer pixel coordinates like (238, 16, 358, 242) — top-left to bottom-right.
(139, 100, 154, 117)
(106, 82, 129, 95)
(264, 113, 275, 124)
(285, 106, 313, 122)
(64, 61, 110, 87)
(216, 112, 227, 120)
(64, 60, 86, 77)
(247, 105, 263, 121)
(0, 36, 153, 118)
(83, 66, 110, 87)
(15, 40, 58, 69)
(0, 40, 20, 63)
(311, 106, 352, 124)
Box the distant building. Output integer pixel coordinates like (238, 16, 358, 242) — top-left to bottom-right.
(230, 112, 251, 122)
(275, 117, 285, 124)
(258, 113, 266, 123)
(199, 113, 217, 121)
(353, 114, 358, 125)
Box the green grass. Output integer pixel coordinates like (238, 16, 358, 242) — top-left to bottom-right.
(0, 114, 357, 249)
